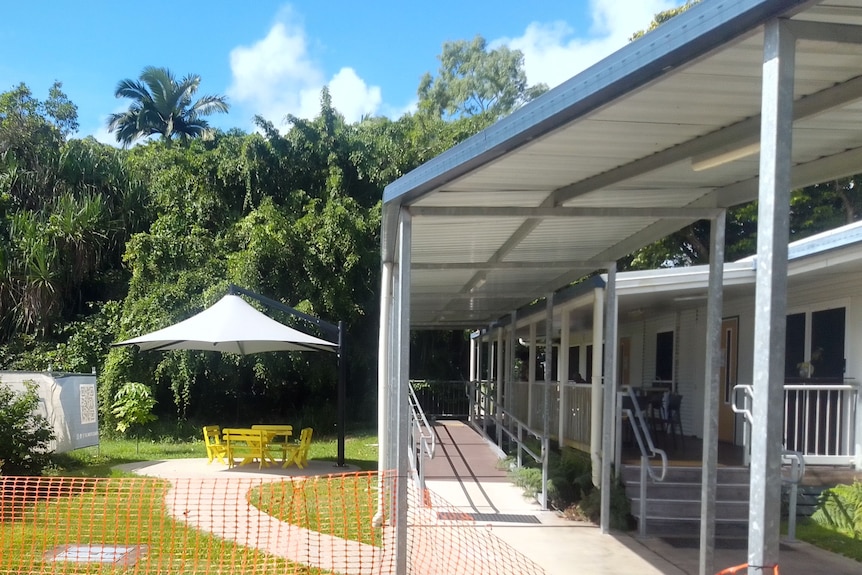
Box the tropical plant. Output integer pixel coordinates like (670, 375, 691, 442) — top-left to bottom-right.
(106, 66, 229, 146)
(0, 380, 55, 475)
(811, 482, 862, 538)
(111, 381, 157, 454)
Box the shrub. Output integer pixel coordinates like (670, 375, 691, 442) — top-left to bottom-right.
(811, 481, 862, 538)
(0, 381, 55, 475)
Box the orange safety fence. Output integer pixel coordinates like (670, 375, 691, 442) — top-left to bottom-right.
(0, 471, 544, 574)
(716, 564, 780, 575)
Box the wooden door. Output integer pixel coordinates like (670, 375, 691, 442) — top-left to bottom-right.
(619, 337, 631, 387)
(718, 317, 739, 443)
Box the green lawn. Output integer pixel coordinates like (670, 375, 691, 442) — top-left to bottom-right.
(249, 473, 382, 547)
(0, 478, 320, 574)
(48, 431, 379, 477)
(788, 518, 862, 563)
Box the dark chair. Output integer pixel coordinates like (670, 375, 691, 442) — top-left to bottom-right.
(659, 393, 685, 447)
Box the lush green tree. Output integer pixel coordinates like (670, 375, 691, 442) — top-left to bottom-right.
(0, 381, 55, 475)
(106, 66, 229, 146)
(418, 35, 547, 122)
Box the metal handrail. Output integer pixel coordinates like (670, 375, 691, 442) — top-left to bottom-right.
(734, 384, 808, 540)
(498, 406, 549, 509)
(620, 387, 668, 538)
(621, 387, 668, 481)
(408, 382, 437, 498)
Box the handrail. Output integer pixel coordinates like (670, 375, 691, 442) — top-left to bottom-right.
(781, 448, 805, 542)
(498, 405, 548, 509)
(621, 387, 668, 482)
(733, 385, 807, 540)
(620, 387, 668, 538)
(408, 382, 437, 498)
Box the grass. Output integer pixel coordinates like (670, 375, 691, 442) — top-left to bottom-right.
(0, 478, 319, 574)
(47, 431, 379, 477)
(787, 518, 862, 563)
(249, 473, 382, 547)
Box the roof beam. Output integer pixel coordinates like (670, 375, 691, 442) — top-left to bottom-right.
(409, 206, 724, 219)
(551, 74, 862, 205)
(786, 20, 862, 44)
(413, 261, 597, 270)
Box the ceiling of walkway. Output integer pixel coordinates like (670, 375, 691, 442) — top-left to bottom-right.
(383, 0, 862, 329)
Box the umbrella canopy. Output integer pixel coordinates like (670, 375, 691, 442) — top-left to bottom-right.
(113, 294, 337, 354)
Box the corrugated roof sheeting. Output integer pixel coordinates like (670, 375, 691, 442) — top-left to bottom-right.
(384, 0, 862, 328)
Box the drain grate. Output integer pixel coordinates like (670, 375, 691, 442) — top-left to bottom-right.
(437, 511, 541, 524)
(45, 544, 147, 566)
(660, 538, 791, 551)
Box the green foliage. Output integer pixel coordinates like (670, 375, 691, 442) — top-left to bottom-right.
(111, 381, 157, 434)
(577, 476, 633, 531)
(0, 381, 55, 475)
(811, 482, 862, 538)
(418, 35, 547, 121)
(630, 1, 701, 41)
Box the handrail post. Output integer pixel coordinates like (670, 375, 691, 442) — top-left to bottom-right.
(541, 435, 549, 510)
(517, 422, 524, 468)
(640, 454, 648, 537)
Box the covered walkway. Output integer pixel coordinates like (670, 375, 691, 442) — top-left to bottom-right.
(424, 420, 862, 575)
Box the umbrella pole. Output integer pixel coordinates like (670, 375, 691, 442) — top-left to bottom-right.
(337, 321, 347, 467)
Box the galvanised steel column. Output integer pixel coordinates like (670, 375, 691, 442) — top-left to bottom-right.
(600, 263, 618, 533)
(507, 310, 517, 436)
(749, 18, 795, 574)
(496, 326, 505, 447)
(476, 332, 484, 430)
(394, 208, 412, 575)
(528, 323, 537, 428)
(542, 293, 554, 510)
(373, 260, 393, 528)
(591, 287, 605, 487)
(559, 308, 571, 446)
(699, 212, 726, 575)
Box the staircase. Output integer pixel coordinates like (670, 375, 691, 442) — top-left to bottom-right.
(621, 464, 750, 538)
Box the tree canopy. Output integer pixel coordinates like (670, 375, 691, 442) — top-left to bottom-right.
(106, 66, 229, 146)
(418, 35, 547, 122)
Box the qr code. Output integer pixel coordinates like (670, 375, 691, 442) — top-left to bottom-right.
(79, 383, 97, 425)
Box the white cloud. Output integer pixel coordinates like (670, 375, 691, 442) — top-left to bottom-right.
(228, 7, 383, 126)
(495, 0, 680, 89)
(328, 67, 382, 123)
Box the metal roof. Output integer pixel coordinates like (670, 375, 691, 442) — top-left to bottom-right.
(382, 0, 862, 329)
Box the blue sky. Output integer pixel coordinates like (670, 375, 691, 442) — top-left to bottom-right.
(0, 0, 679, 143)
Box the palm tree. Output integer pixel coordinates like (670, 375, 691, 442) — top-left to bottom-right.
(106, 66, 229, 146)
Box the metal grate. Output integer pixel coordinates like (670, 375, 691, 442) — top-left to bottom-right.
(437, 511, 541, 524)
(45, 544, 147, 566)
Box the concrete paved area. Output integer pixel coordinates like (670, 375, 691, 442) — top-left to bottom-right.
(424, 420, 862, 575)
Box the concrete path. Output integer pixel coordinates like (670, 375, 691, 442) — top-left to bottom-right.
(422, 420, 862, 575)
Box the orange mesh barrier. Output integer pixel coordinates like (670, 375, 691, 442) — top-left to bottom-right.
(0, 472, 544, 574)
(716, 563, 780, 575)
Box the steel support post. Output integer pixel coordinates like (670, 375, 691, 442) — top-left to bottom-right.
(542, 294, 553, 510)
(507, 310, 517, 439)
(394, 209, 412, 575)
(600, 263, 618, 533)
(749, 18, 795, 574)
(699, 213, 726, 575)
(559, 309, 570, 446)
(528, 323, 537, 429)
(496, 327, 505, 447)
(374, 261, 393, 528)
(591, 287, 605, 487)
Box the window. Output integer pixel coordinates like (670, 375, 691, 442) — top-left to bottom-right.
(784, 307, 845, 381)
(655, 331, 674, 382)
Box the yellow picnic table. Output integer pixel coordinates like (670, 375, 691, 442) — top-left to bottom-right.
(251, 424, 293, 464)
(221, 427, 288, 468)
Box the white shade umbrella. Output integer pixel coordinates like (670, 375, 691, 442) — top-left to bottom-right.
(113, 294, 337, 354)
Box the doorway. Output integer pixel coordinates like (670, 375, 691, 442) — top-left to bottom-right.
(718, 317, 739, 443)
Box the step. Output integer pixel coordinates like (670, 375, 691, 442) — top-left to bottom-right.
(631, 499, 749, 521)
(639, 518, 749, 539)
(621, 465, 750, 485)
(625, 481, 750, 501)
